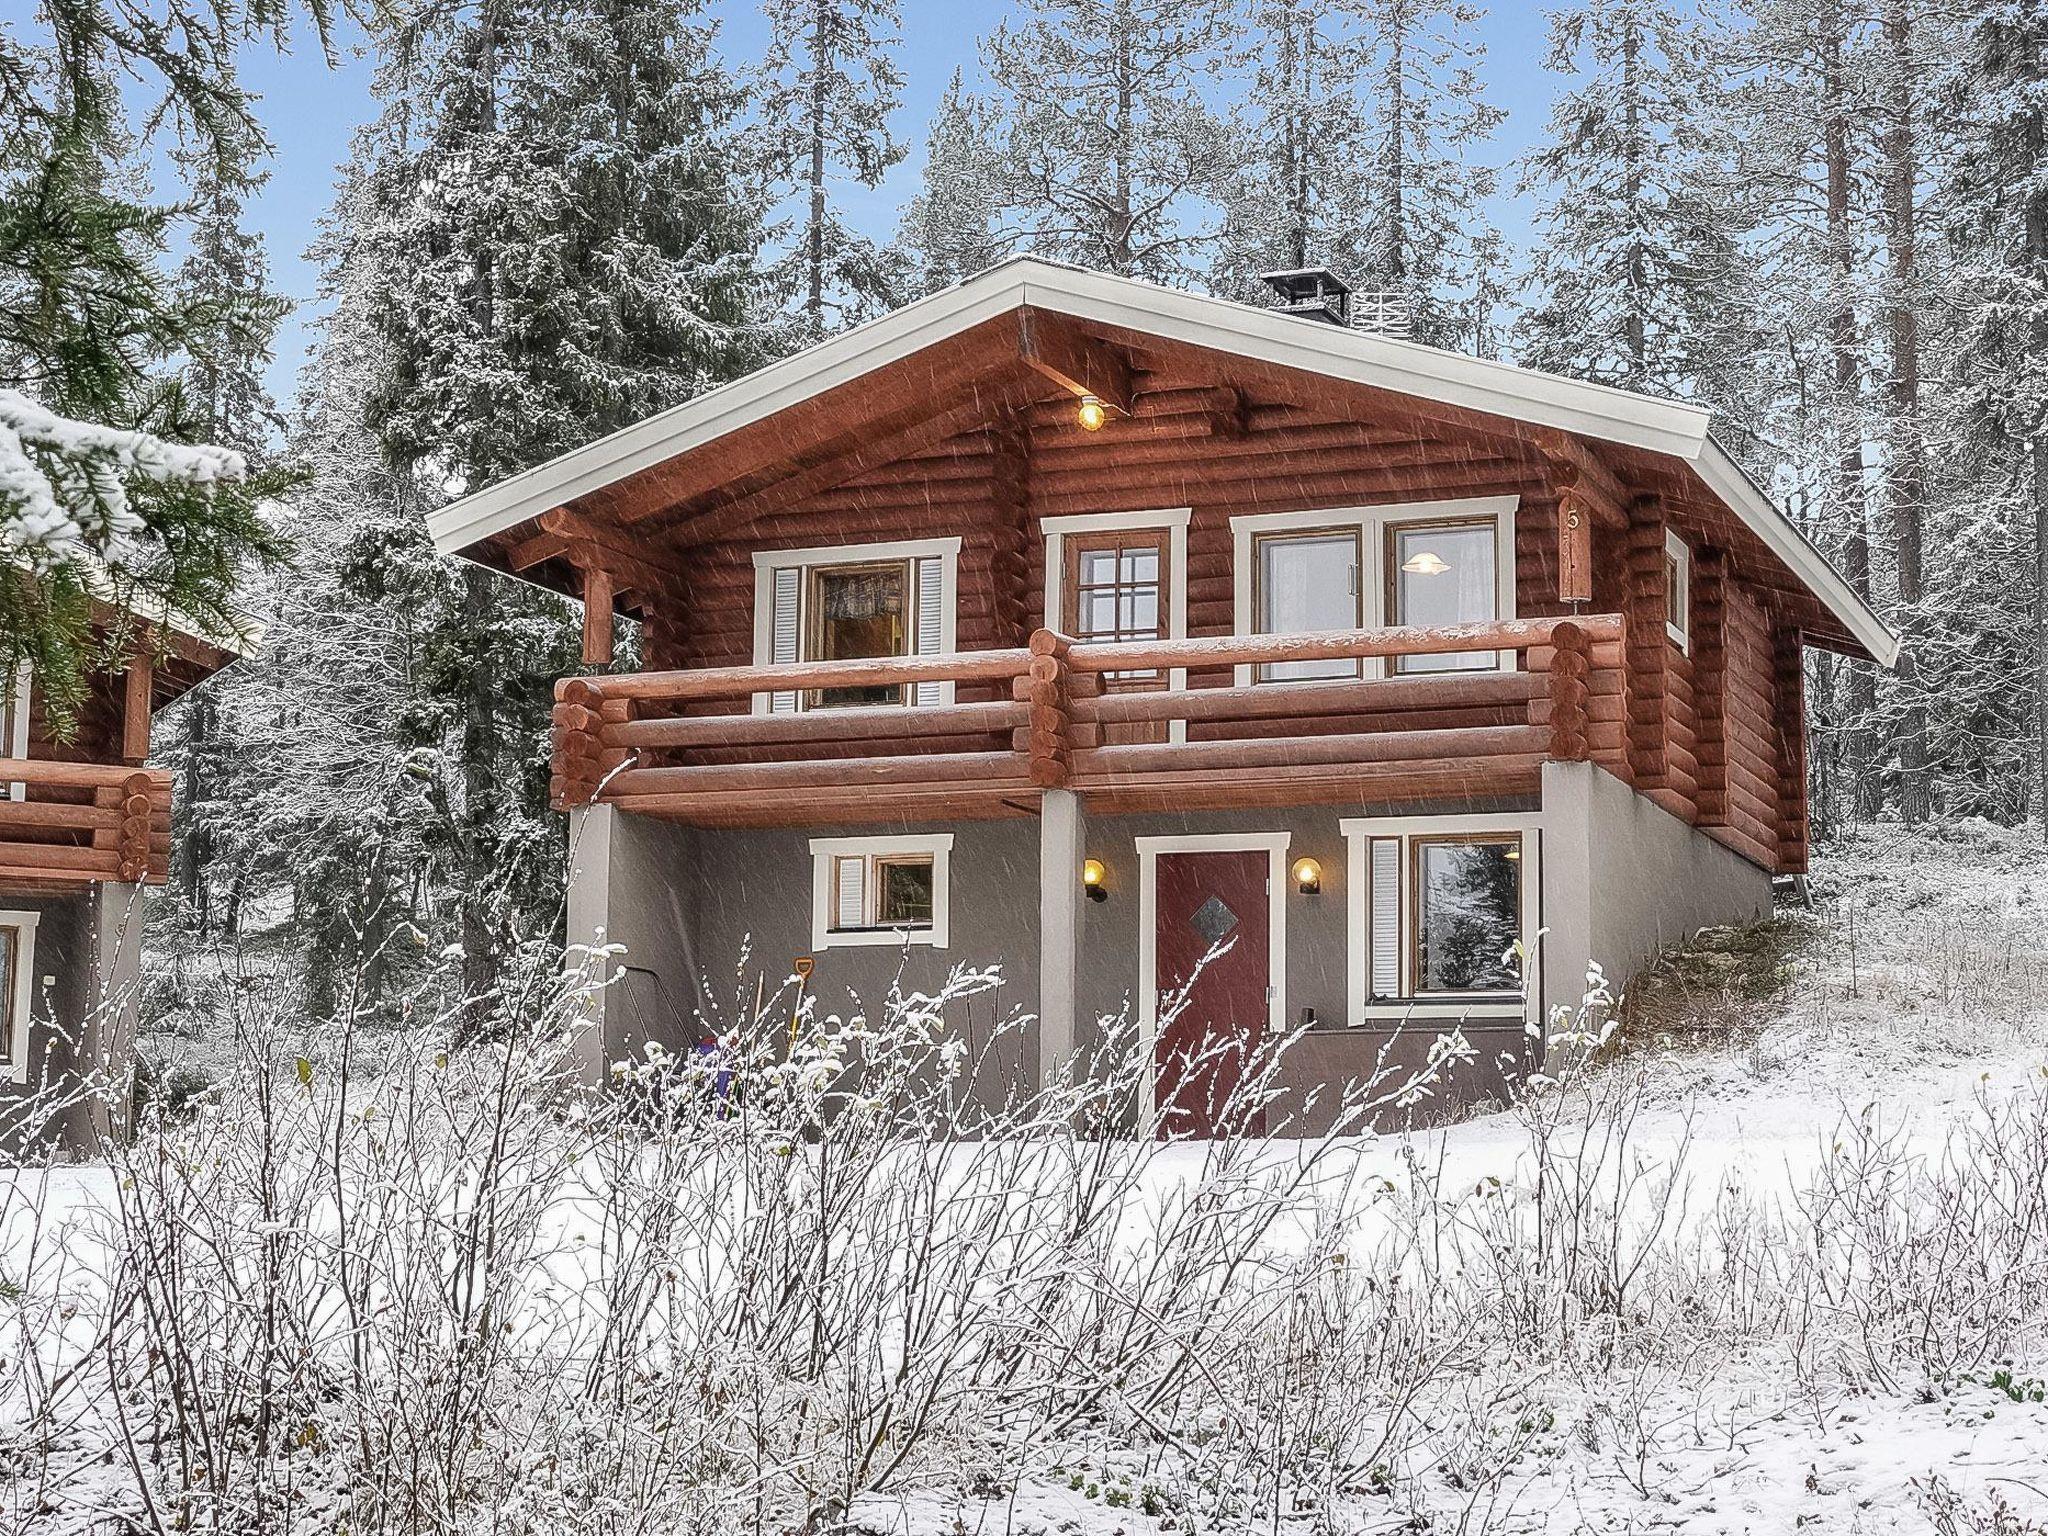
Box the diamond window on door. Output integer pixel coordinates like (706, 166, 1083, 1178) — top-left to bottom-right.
(1189, 895, 1239, 947)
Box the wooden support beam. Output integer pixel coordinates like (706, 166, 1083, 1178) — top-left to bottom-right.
(534, 508, 697, 585)
(508, 530, 572, 573)
(121, 650, 152, 765)
(580, 563, 615, 668)
(1017, 307, 1133, 417)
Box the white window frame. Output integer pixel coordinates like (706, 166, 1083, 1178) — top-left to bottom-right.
(1338, 814, 1541, 1027)
(0, 909, 40, 1084)
(1663, 528, 1692, 652)
(1133, 831, 1291, 1122)
(1230, 495, 1520, 686)
(1042, 508, 1190, 745)
(751, 537, 961, 715)
(4, 661, 27, 801)
(808, 832, 953, 950)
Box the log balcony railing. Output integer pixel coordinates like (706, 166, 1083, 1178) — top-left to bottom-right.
(550, 615, 1628, 827)
(0, 759, 172, 886)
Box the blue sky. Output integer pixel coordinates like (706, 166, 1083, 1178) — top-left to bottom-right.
(232, 2, 1562, 408)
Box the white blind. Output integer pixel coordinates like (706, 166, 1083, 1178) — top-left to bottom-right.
(832, 856, 867, 930)
(769, 566, 801, 713)
(1370, 838, 1401, 998)
(912, 555, 944, 706)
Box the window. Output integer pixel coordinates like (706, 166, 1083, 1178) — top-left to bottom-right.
(1067, 531, 1166, 685)
(1388, 521, 1498, 674)
(809, 833, 953, 949)
(1234, 497, 1517, 685)
(1663, 529, 1691, 651)
(3, 662, 27, 802)
(1412, 836, 1522, 992)
(0, 911, 40, 1084)
(1340, 817, 1537, 1020)
(753, 539, 958, 714)
(807, 561, 908, 707)
(1255, 529, 1360, 681)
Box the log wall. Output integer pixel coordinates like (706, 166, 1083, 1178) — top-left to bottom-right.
(632, 393, 1810, 872)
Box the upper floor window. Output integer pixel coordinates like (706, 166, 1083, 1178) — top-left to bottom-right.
(1232, 497, 1518, 685)
(753, 538, 959, 715)
(1663, 529, 1692, 652)
(1068, 529, 1167, 686)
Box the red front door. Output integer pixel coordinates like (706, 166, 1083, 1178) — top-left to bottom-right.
(1153, 850, 1270, 1137)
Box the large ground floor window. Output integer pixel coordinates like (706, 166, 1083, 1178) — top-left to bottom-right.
(1339, 815, 1539, 1022)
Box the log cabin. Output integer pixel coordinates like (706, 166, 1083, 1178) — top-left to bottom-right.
(0, 606, 239, 1154)
(430, 258, 1898, 1130)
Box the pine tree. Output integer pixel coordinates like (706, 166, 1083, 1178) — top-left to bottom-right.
(898, 70, 1007, 293)
(1514, 0, 1758, 409)
(978, 0, 1238, 281)
(1211, 0, 1378, 301)
(757, 0, 908, 335)
(350, 0, 765, 1012)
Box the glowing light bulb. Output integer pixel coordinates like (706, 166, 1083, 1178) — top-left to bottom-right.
(1292, 857, 1322, 894)
(1076, 394, 1108, 432)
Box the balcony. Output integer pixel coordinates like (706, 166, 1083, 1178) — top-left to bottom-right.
(549, 615, 1627, 827)
(0, 759, 172, 887)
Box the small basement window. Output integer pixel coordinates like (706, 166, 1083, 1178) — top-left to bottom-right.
(1664, 530, 1691, 652)
(809, 833, 953, 950)
(1340, 818, 1539, 1020)
(0, 910, 40, 1084)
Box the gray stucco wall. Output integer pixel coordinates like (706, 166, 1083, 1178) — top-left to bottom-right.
(1540, 761, 1775, 1022)
(586, 772, 1775, 1132)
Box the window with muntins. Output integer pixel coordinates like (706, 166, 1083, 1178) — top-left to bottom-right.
(1067, 532, 1167, 686)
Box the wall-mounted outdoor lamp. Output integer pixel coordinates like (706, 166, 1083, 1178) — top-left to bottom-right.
(1292, 857, 1322, 896)
(1082, 857, 1109, 902)
(1076, 393, 1108, 432)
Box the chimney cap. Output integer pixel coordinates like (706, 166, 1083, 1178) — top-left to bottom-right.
(1260, 267, 1352, 325)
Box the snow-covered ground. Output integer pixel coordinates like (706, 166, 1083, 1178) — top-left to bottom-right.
(6, 821, 2048, 1534)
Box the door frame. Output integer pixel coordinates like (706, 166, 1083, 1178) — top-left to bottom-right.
(1135, 831, 1291, 1119)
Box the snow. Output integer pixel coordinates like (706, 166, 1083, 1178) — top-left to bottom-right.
(8, 823, 2048, 1533)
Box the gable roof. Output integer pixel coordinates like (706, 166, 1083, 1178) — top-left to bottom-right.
(427, 255, 1898, 667)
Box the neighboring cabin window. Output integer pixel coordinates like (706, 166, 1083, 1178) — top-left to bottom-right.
(0, 910, 40, 1084)
(809, 833, 953, 950)
(1255, 529, 1360, 681)
(754, 539, 958, 714)
(1341, 818, 1536, 1018)
(1663, 530, 1692, 652)
(1388, 520, 1498, 674)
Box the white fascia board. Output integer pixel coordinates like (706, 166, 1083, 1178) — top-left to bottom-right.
(426, 257, 1712, 557)
(1690, 441, 1900, 668)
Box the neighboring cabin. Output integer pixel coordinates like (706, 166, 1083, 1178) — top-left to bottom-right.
(431, 258, 1897, 1131)
(0, 612, 238, 1155)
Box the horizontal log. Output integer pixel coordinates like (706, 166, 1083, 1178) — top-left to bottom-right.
(0, 841, 121, 874)
(603, 749, 1022, 798)
(1070, 752, 1549, 801)
(605, 699, 1022, 751)
(572, 648, 1033, 704)
(0, 800, 119, 832)
(1075, 670, 1540, 727)
(0, 759, 172, 792)
(1077, 724, 1547, 777)
(606, 780, 1040, 824)
(1066, 615, 1622, 674)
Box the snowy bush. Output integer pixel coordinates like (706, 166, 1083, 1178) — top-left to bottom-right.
(1, 950, 2046, 1533)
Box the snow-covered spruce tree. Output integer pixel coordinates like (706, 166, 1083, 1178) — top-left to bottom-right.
(1934, 3, 2048, 825)
(977, 0, 1238, 282)
(1211, 0, 1380, 301)
(757, 0, 908, 336)
(1347, 0, 1504, 350)
(1726, 0, 1889, 829)
(1514, 0, 1761, 415)
(352, 0, 764, 1015)
(898, 69, 1009, 293)
(0, 2, 296, 722)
